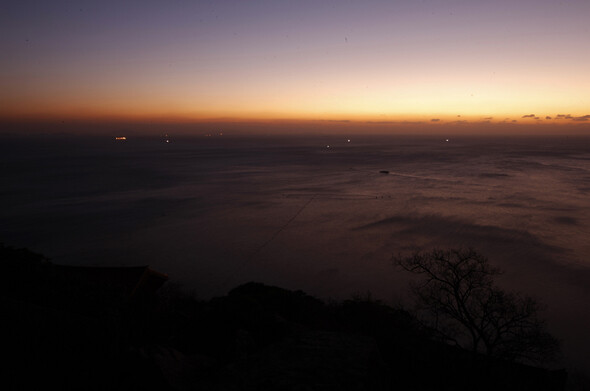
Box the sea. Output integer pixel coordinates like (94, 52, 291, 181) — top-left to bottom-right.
(1, 132, 589, 373)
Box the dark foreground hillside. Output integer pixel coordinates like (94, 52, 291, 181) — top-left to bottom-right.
(2, 245, 566, 390)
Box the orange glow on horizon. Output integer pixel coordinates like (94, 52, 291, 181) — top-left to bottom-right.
(1, 105, 589, 126)
(2, 2, 589, 135)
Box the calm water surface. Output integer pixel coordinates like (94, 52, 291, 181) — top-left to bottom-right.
(2, 133, 589, 370)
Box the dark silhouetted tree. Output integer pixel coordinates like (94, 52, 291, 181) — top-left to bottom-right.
(395, 248, 559, 364)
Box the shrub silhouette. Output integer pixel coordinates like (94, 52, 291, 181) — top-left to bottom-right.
(395, 248, 559, 365)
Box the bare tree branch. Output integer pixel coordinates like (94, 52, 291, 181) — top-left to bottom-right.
(394, 248, 560, 364)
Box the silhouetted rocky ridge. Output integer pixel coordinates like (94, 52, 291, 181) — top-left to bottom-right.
(2, 244, 567, 390)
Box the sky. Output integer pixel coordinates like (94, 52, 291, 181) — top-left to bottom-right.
(1, 0, 590, 133)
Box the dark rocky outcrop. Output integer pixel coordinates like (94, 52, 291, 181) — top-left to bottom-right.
(1, 245, 567, 390)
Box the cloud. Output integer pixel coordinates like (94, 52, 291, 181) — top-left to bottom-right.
(553, 216, 579, 226)
(364, 120, 424, 125)
(399, 121, 425, 125)
(352, 213, 590, 296)
(546, 116, 552, 120)
(479, 173, 509, 178)
(554, 114, 590, 121)
(430, 118, 440, 122)
(353, 213, 564, 258)
(522, 114, 536, 118)
(484, 117, 493, 120)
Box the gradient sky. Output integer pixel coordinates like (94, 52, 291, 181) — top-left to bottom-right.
(1, 0, 590, 129)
